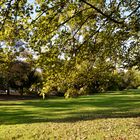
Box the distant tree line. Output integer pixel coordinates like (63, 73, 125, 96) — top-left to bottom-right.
(0, 46, 139, 97)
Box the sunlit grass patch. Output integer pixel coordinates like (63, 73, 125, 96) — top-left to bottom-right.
(0, 89, 140, 139)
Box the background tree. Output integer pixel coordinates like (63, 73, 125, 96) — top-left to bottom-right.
(0, 44, 16, 95)
(8, 61, 42, 96)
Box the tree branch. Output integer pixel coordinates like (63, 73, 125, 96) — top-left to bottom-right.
(46, 7, 91, 35)
(30, 4, 62, 24)
(65, 14, 95, 49)
(80, 0, 124, 24)
(75, 20, 107, 53)
(127, 4, 140, 18)
(73, 14, 94, 37)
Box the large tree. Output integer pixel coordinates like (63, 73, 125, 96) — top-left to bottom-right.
(0, 0, 139, 96)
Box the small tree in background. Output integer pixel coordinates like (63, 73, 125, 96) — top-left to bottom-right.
(8, 61, 42, 96)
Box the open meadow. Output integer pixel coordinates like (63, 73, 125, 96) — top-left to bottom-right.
(0, 89, 140, 140)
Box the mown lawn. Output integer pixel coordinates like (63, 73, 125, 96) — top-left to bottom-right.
(0, 89, 140, 140)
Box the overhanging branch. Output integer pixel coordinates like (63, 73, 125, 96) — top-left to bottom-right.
(127, 4, 140, 18)
(80, 0, 124, 24)
(75, 19, 107, 53)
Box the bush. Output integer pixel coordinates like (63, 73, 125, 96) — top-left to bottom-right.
(65, 88, 79, 98)
(121, 69, 140, 89)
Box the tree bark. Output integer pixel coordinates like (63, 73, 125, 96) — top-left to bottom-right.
(6, 83, 10, 95)
(20, 87, 23, 96)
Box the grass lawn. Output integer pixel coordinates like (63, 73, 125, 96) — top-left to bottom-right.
(0, 89, 140, 140)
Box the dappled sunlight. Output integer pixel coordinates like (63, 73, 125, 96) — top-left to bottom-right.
(0, 89, 139, 125)
(0, 0, 140, 139)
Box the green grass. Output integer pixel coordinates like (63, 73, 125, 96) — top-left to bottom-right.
(0, 89, 140, 140)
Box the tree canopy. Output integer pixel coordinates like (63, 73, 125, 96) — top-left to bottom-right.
(0, 0, 140, 97)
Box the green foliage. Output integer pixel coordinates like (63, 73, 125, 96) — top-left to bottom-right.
(120, 68, 140, 90)
(9, 61, 31, 88)
(65, 87, 79, 98)
(0, 0, 140, 97)
(0, 76, 7, 90)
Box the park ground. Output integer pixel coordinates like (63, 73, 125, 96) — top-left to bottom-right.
(0, 89, 140, 140)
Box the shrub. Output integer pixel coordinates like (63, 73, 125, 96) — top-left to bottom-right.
(65, 88, 79, 98)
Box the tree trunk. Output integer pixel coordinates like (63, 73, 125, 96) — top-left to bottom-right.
(20, 87, 23, 96)
(7, 88, 10, 95)
(7, 83, 10, 95)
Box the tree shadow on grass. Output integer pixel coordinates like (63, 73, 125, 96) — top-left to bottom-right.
(105, 88, 140, 95)
(0, 94, 42, 101)
(0, 91, 140, 125)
